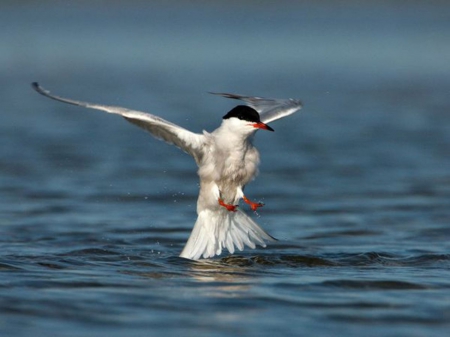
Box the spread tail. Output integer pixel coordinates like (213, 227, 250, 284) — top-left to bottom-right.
(179, 209, 275, 260)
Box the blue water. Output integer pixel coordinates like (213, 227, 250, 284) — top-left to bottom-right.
(1, 1, 450, 336)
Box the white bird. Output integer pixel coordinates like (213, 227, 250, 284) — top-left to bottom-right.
(31, 82, 302, 260)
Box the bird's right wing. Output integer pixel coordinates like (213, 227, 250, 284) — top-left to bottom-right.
(32, 83, 206, 161)
(210, 92, 302, 124)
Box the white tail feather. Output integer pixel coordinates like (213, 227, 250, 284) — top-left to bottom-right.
(179, 209, 275, 260)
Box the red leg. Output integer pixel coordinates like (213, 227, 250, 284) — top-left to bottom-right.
(243, 195, 264, 211)
(218, 198, 238, 212)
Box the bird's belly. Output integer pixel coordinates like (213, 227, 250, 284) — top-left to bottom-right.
(197, 146, 260, 206)
(223, 162, 253, 184)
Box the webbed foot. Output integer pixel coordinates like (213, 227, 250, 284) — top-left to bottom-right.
(218, 198, 238, 212)
(243, 195, 264, 211)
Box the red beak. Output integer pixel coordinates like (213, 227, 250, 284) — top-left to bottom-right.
(252, 122, 274, 132)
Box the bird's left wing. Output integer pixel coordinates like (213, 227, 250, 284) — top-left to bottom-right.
(210, 92, 302, 124)
(32, 83, 206, 161)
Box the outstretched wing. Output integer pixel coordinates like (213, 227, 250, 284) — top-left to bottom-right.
(32, 82, 206, 161)
(210, 92, 302, 124)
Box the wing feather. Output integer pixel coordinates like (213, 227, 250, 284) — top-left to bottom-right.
(210, 92, 302, 124)
(32, 82, 205, 161)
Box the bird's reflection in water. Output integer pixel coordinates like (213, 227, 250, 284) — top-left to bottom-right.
(186, 255, 267, 282)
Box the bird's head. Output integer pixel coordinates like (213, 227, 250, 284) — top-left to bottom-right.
(222, 105, 274, 135)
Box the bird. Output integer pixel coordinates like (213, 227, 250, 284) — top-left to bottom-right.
(31, 82, 302, 260)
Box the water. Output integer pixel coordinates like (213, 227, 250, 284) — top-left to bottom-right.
(2, 1, 450, 336)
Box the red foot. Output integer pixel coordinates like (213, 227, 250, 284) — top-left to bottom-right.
(218, 198, 238, 212)
(243, 195, 264, 211)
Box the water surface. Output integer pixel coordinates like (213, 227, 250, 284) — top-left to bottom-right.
(1, 1, 450, 336)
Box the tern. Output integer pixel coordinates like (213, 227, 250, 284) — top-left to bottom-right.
(32, 82, 302, 260)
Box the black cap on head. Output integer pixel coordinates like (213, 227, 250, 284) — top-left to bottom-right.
(222, 105, 261, 122)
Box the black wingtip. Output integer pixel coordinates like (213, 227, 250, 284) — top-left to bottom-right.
(31, 82, 50, 96)
(31, 82, 43, 93)
(209, 92, 241, 100)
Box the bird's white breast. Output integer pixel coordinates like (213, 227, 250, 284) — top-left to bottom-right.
(197, 131, 260, 205)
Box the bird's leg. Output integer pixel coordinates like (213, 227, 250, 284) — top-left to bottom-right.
(243, 195, 264, 211)
(235, 187, 264, 212)
(213, 184, 238, 212)
(218, 198, 238, 212)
